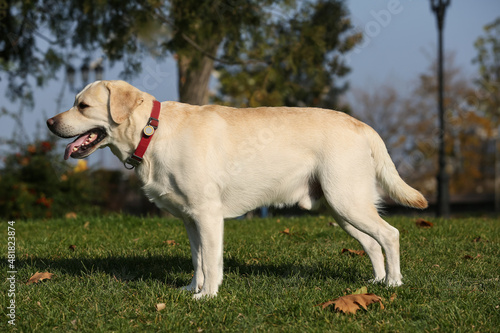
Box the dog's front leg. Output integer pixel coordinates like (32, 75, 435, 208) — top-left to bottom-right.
(192, 216, 224, 299)
(181, 218, 204, 293)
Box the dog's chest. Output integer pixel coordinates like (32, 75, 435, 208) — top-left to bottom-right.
(137, 168, 188, 217)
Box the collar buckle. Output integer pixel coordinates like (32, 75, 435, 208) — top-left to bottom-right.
(124, 154, 143, 170)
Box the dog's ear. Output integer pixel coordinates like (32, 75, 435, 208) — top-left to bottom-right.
(105, 81, 144, 124)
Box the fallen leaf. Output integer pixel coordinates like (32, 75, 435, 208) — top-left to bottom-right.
(27, 272, 53, 285)
(68, 245, 76, 251)
(473, 237, 488, 243)
(164, 240, 178, 246)
(132, 238, 140, 242)
(463, 254, 481, 260)
(280, 228, 290, 235)
(83, 221, 90, 229)
(415, 218, 433, 228)
(390, 293, 397, 302)
(341, 248, 366, 256)
(317, 293, 384, 314)
(155, 303, 166, 311)
(65, 212, 77, 219)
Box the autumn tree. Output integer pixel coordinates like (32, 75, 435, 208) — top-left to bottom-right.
(352, 53, 496, 198)
(474, 17, 500, 122)
(473, 17, 500, 211)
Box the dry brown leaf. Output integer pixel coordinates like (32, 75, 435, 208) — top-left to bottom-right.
(473, 237, 488, 243)
(415, 218, 433, 228)
(280, 228, 290, 235)
(27, 272, 53, 285)
(65, 212, 77, 219)
(83, 221, 90, 229)
(464, 254, 481, 260)
(389, 293, 397, 302)
(341, 248, 366, 256)
(317, 293, 384, 314)
(68, 245, 76, 251)
(164, 240, 178, 246)
(155, 303, 166, 311)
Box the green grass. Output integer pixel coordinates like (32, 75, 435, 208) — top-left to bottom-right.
(1, 214, 499, 332)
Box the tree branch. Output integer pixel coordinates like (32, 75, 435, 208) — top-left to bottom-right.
(152, 9, 269, 66)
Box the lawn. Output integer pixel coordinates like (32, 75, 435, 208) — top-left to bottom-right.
(1, 214, 499, 332)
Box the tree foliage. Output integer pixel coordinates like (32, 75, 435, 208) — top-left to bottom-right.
(1, 0, 360, 107)
(214, 0, 361, 108)
(473, 17, 500, 122)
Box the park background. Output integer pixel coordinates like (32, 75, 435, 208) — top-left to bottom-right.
(1, 0, 500, 219)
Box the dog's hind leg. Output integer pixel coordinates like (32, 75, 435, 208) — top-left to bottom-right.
(333, 215, 386, 283)
(331, 203, 402, 286)
(322, 178, 402, 286)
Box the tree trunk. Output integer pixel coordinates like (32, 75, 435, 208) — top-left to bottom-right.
(177, 51, 216, 105)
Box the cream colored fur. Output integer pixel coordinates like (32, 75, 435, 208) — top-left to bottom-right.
(47, 80, 427, 299)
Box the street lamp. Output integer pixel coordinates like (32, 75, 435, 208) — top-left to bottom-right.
(95, 63, 104, 80)
(80, 63, 90, 84)
(66, 58, 104, 92)
(66, 65, 76, 89)
(430, 0, 451, 218)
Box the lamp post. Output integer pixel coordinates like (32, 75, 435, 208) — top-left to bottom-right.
(66, 65, 76, 88)
(80, 63, 90, 84)
(65, 59, 104, 92)
(430, 0, 451, 218)
(95, 63, 104, 80)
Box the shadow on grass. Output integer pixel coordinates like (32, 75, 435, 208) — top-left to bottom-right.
(10, 254, 362, 288)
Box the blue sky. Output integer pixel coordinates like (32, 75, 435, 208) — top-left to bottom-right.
(1, 0, 499, 168)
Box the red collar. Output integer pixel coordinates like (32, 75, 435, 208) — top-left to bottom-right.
(124, 100, 161, 169)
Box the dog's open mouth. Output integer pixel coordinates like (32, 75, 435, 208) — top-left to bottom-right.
(64, 128, 107, 160)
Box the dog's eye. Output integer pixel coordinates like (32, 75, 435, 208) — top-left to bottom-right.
(78, 102, 89, 109)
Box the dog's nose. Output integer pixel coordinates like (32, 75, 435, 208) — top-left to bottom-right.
(47, 118, 55, 128)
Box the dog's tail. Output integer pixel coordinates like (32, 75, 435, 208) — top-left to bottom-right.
(365, 126, 428, 209)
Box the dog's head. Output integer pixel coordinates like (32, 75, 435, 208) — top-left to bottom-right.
(47, 80, 144, 160)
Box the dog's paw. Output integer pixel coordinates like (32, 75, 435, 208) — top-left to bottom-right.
(192, 291, 217, 300)
(368, 276, 386, 284)
(180, 283, 200, 293)
(385, 278, 403, 287)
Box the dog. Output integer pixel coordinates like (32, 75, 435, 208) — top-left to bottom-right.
(47, 80, 427, 299)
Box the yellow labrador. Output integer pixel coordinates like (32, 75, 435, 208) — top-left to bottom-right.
(47, 80, 427, 298)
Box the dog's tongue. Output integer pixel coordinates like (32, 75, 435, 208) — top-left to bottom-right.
(64, 134, 90, 160)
